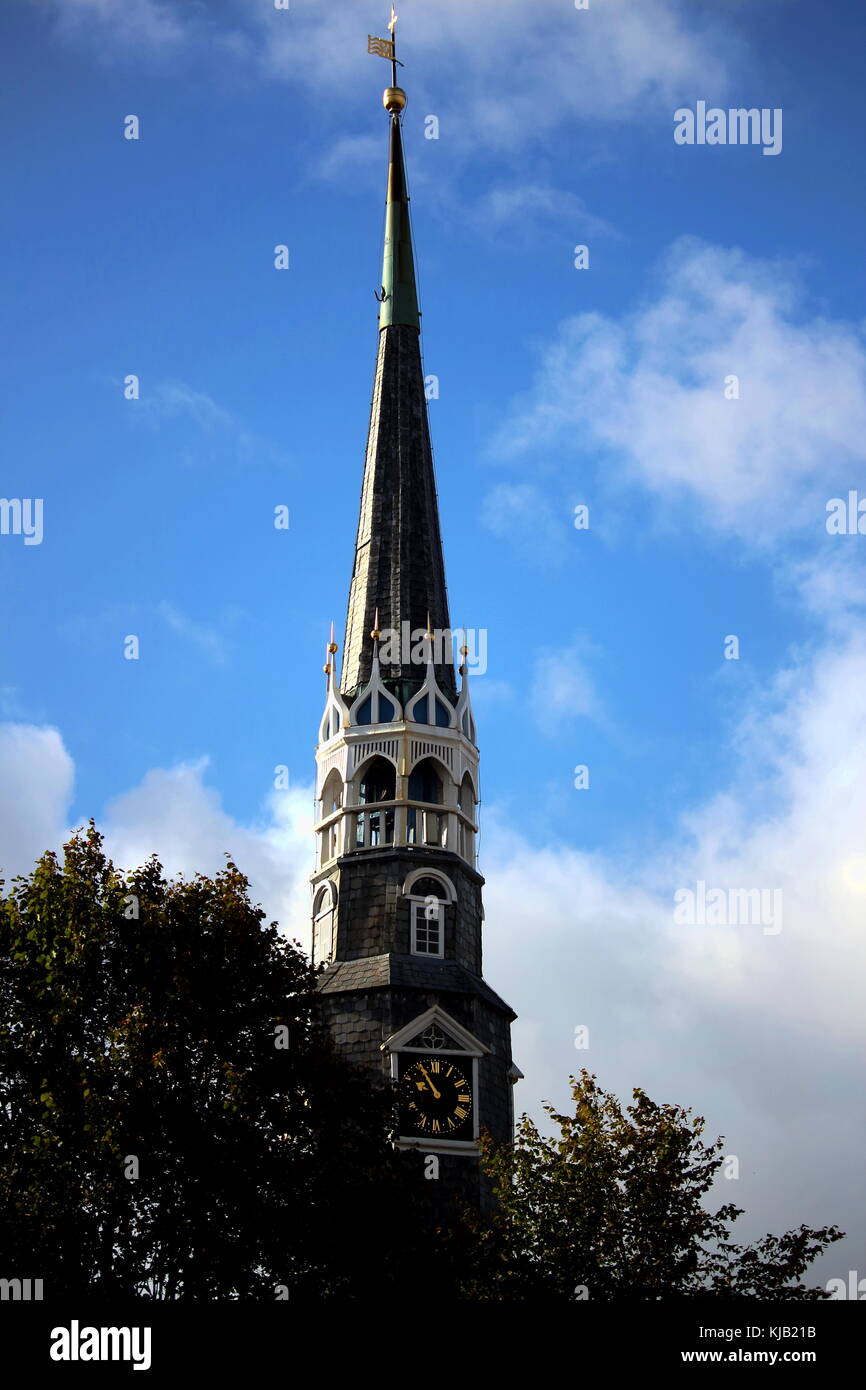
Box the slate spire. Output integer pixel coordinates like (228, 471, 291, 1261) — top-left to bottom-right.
(340, 81, 455, 703)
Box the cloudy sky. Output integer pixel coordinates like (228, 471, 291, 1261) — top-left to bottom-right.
(2, 0, 865, 1286)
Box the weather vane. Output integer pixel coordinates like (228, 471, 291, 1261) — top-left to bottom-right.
(368, 6, 404, 91)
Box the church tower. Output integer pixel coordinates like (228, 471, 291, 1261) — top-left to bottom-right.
(311, 27, 518, 1209)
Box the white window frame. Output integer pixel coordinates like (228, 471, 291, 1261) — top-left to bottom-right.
(409, 894, 445, 957)
(403, 868, 454, 958)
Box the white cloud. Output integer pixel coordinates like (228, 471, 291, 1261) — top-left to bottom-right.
(530, 639, 602, 732)
(786, 548, 866, 632)
(314, 134, 382, 183)
(0, 724, 74, 884)
(484, 628, 866, 1277)
(47, 0, 736, 155)
(101, 760, 314, 945)
(470, 183, 614, 243)
(51, 0, 190, 53)
(493, 238, 866, 545)
(143, 382, 237, 433)
(132, 380, 288, 471)
(467, 678, 514, 708)
(0, 727, 313, 949)
(259, 0, 733, 152)
(481, 482, 567, 561)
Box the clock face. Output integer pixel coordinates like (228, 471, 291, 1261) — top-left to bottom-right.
(399, 1055, 473, 1140)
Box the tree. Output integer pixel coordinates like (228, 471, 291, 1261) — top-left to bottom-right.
(460, 1071, 842, 1300)
(0, 824, 442, 1299)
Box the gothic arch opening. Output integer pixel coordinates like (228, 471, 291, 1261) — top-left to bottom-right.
(458, 771, 476, 863)
(312, 882, 337, 965)
(321, 768, 343, 815)
(318, 768, 344, 864)
(357, 756, 396, 804)
(407, 757, 443, 804)
(407, 757, 445, 847)
(355, 755, 395, 849)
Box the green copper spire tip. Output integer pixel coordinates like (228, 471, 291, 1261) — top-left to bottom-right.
(379, 113, 420, 332)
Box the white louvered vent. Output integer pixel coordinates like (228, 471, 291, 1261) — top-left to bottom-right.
(351, 738, 399, 771)
(411, 740, 453, 767)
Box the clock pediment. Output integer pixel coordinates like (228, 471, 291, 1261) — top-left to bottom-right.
(381, 1004, 488, 1058)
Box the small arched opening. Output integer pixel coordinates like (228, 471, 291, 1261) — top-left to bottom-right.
(355, 755, 396, 848)
(407, 757, 445, 847)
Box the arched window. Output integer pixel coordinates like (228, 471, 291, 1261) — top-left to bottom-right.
(321, 768, 343, 816)
(408, 692, 452, 728)
(434, 698, 451, 728)
(407, 758, 442, 803)
(458, 772, 475, 862)
(318, 769, 343, 863)
(359, 757, 395, 804)
(356, 756, 396, 849)
(312, 883, 337, 965)
(407, 875, 448, 958)
(354, 689, 397, 726)
(407, 758, 444, 848)
(320, 705, 342, 744)
(408, 692, 427, 724)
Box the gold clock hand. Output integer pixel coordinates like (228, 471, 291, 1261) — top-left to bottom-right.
(419, 1064, 441, 1100)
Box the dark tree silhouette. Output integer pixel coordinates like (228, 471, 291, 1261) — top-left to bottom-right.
(0, 824, 444, 1300)
(458, 1072, 842, 1301)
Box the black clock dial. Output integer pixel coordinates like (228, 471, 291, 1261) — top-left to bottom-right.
(399, 1056, 473, 1139)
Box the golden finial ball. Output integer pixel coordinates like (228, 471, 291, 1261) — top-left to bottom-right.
(383, 86, 407, 113)
(327, 642, 338, 654)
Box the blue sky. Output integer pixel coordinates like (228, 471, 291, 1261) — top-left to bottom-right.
(2, 0, 866, 1287)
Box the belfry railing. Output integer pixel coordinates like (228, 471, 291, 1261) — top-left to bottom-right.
(315, 798, 477, 866)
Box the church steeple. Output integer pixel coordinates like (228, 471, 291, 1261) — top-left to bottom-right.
(340, 58, 454, 703)
(310, 21, 518, 1213)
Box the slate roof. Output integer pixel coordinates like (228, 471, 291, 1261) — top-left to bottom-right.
(317, 953, 515, 1019)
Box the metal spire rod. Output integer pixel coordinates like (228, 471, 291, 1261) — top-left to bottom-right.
(389, 5, 398, 87)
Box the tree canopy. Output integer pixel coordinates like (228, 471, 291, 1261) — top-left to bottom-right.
(460, 1072, 842, 1300)
(1, 827, 842, 1302)
(0, 824, 439, 1299)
